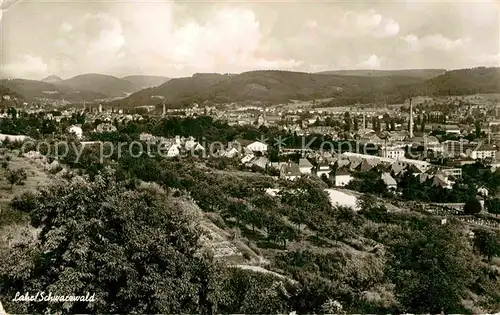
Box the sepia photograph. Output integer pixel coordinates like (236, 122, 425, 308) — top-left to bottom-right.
(0, 0, 499, 313)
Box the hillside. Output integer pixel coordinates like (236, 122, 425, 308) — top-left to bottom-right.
(117, 73, 230, 107)
(122, 75, 170, 89)
(115, 71, 423, 107)
(0, 85, 20, 99)
(415, 67, 500, 96)
(318, 69, 446, 79)
(54, 73, 137, 98)
(0, 78, 106, 102)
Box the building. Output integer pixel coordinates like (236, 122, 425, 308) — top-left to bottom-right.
(334, 168, 352, 187)
(280, 162, 301, 180)
(441, 168, 462, 178)
(379, 145, 405, 159)
(470, 143, 496, 160)
(298, 158, 314, 174)
(316, 162, 331, 178)
(96, 123, 117, 133)
(443, 140, 477, 157)
(247, 157, 269, 169)
(166, 144, 180, 157)
(68, 125, 83, 139)
(246, 141, 268, 153)
(381, 172, 397, 190)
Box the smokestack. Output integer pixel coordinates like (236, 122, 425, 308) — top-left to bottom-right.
(362, 112, 366, 129)
(489, 123, 491, 144)
(409, 98, 414, 139)
(162, 102, 166, 117)
(98, 104, 102, 113)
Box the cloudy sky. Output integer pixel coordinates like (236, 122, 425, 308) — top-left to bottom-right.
(0, 0, 499, 80)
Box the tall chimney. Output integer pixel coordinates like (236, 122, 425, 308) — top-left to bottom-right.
(162, 102, 166, 117)
(362, 112, 366, 129)
(488, 123, 491, 144)
(409, 98, 414, 139)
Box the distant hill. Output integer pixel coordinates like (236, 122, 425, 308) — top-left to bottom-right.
(54, 74, 137, 98)
(117, 73, 230, 107)
(0, 79, 106, 102)
(317, 69, 446, 79)
(114, 70, 424, 108)
(122, 75, 170, 90)
(41, 75, 63, 84)
(413, 67, 500, 96)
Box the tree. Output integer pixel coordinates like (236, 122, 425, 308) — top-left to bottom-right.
(463, 197, 482, 214)
(485, 198, 500, 215)
(390, 121, 395, 131)
(0, 168, 224, 314)
(386, 222, 475, 313)
(420, 114, 426, 133)
(475, 121, 481, 138)
(472, 228, 500, 261)
(5, 168, 27, 190)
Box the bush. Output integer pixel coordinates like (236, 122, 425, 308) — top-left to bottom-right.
(5, 168, 28, 189)
(10, 191, 38, 212)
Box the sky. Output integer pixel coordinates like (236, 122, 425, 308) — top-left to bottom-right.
(0, 0, 499, 80)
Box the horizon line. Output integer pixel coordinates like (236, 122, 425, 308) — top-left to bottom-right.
(2, 65, 499, 81)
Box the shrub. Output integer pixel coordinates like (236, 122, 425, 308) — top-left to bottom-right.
(10, 191, 38, 212)
(5, 168, 28, 189)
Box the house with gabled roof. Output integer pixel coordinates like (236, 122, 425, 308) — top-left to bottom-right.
(246, 157, 269, 170)
(349, 160, 362, 172)
(298, 158, 314, 174)
(359, 159, 378, 172)
(280, 161, 301, 181)
(381, 172, 397, 190)
(391, 163, 406, 177)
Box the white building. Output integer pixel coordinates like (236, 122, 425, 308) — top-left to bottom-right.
(222, 147, 240, 158)
(379, 145, 405, 159)
(316, 162, 331, 178)
(298, 158, 313, 174)
(68, 125, 83, 139)
(334, 169, 353, 187)
(246, 141, 268, 153)
(470, 143, 496, 160)
(166, 144, 180, 157)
